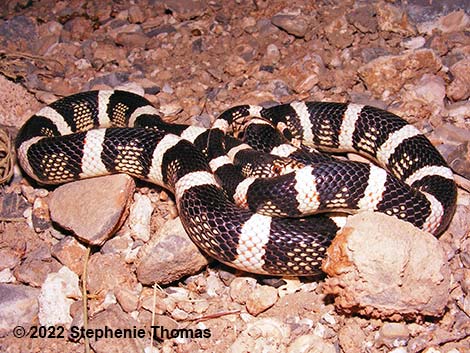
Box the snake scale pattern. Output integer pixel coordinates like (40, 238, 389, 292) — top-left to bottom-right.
(16, 90, 457, 276)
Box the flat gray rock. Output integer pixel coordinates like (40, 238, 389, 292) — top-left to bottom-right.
(0, 284, 39, 336)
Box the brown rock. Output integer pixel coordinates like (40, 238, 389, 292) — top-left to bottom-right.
(322, 212, 451, 319)
(115, 32, 149, 49)
(324, 15, 354, 49)
(338, 318, 367, 352)
(271, 14, 309, 38)
(115, 287, 140, 313)
(229, 277, 257, 305)
(281, 54, 324, 94)
(376, 322, 410, 348)
(376, 2, 416, 35)
(49, 175, 135, 246)
(136, 217, 210, 285)
(14, 245, 62, 287)
(51, 236, 88, 275)
(346, 5, 378, 33)
(358, 49, 442, 97)
(447, 58, 470, 101)
(87, 253, 137, 295)
(163, 0, 208, 21)
(88, 305, 145, 353)
(92, 42, 127, 67)
(128, 5, 146, 24)
(246, 285, 278, 316)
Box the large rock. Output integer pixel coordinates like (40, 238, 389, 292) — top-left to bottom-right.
(49, 175, 135, 246)
(322, 212, 451, 320)
(136, 217, 210, 285)
(358, 49, 442, 97)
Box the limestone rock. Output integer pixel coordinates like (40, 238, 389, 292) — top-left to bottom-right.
(49, 175, 135, 246)
(322, 212, 451, 319)
(136, 217, 210, 285)
(38, 266, 80, 327)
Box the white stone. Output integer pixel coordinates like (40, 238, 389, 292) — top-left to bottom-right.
(38, 266, 80, 327)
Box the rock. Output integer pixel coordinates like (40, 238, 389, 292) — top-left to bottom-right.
(403, 74, 446, 116)
(287, 334, 336, 353)
(338, 318, 367, 352)
(115, 32, 149, 49)
(31, 196, 51, 232)
(322, 212, 451, 319)
(403, 36, 426, 50)
(14, 245, 62, 287)
(446, 101, 470, 121)
(282, 54, 324, 94)
(375, 2, 416, 35)
(86, 253, 137, 296)
(163, 0, 208, 21)
(417, 10, 470, 35)
(51, 236, 88, 275)
(159, 101, 183, 116)
(0, 284, 39, 335)
(63, 17, 94, 42)
(324, 15, 354, 49)
(0, 247, 22, 272)
(0, 269, 15, 283)
(229, 277, 257, 304)
(0, 76, 42, 127)
(38, 266, 80, 327)
(447, 58, 470, 101)
(346, 5, 378, 33)
(246, 285, 278, 316)
(128, 193, 153, 242)
(136, 217, 210, 285)
(128, 5, 146, 24)
(271, 14, 308, 38)
(446, 142, 470, 179)
(376, 322, 410, 348)
(88, 305, 145, 353)
(0, 15, 38, 52)
(115, 287, 140, 313)
(92, 42, 127, 68)
(358, 49, 442, 97)
(265, 44, 281, 65)
(49, 175, 135, 246)
(229, 318, 290, 353)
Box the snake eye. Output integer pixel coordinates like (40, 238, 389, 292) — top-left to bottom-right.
(272, 163, 283, 174)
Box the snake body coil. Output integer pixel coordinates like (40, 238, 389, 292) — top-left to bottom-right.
(16, 90, 457, 275)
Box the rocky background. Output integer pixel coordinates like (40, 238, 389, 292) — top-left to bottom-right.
(0, 0, 469, 352)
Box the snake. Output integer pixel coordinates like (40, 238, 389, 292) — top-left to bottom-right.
(15, 90, 457, 276)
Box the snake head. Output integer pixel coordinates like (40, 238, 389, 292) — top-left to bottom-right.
(239, 154, 304, 178)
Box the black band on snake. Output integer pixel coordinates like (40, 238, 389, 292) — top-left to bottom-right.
(15, 90, 457, 276)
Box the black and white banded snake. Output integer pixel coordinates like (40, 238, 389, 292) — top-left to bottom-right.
(15, 90, 457, 276)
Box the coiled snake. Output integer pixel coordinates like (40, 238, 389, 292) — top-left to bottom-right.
(16, 90, 457, 275)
